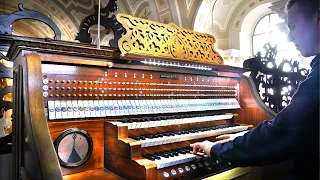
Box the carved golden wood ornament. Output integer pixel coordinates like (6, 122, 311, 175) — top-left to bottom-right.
(117, 14, 224, 65)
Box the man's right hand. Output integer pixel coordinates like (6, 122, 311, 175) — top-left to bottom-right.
(215, 130, 249, 144)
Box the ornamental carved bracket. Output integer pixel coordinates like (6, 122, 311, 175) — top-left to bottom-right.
(75, 0, 125, 48)
(117, 14, 223, 65)
(243, 43, 308, 112)
(0, 3, 61, 40)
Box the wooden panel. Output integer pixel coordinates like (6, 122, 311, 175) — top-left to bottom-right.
(48, 120, 104, 175)
(62, 168, 123, 180)
(105, 150, 157, 180)
(13, 54, 63, 180)
(105, 122, 128, 138)
(203, 167, 257, 180)
(234, 76, 276, 127)
(41, 63, 240, 104)
(105, 136, 142, 158)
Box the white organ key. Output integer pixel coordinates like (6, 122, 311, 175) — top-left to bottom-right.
(48, 101, 55, 120)
(115, 100, 121, 116)
(200, 99, 206, 111)
(133, 100, 140, 115)
(60, 100, 68, 119)
(83, 100, 90, 117)
(181, 99, 187, 112)
(66, 100, 73, 118)
(233, 98, 241, 108)
(93, 100, 101, 117)
(117, 100, 124, 116)
(154, 152, 197, 169)
(78, 100, 85, 118)
(155, 99, 163, 113)
(167, 99, 173, 113)
(154, 99, 161, 115)
(121, 100, 128, 115)
(88, 100, 95, 117)
(140, 100, 146, 114)
(147, 100, 154, 114)
(212, 99, 218, 110)
(139, 100, 145, 114)
(160, 99, 167, 113)
(153, 99, 160, 114)
(121, 100, 129, 115)
(193, 99, 199, 111)
(172, 100, 178, 113)
(104, 100, 111, 116)
(109, 100, 117, 116)
(204, 99, 210, 110)
(164, 99, 170, 113)
(126, 100, 133, 115)
(99, 100, 106, 117)
(132, 100, 139, 114)
(221, 99, 226, 109)
(187, 99, 194, 111)
(130, 100, 137, 115)
(209, 99, 214, 110)
(72, 100, 80, 118)
(142, 100, 149, 114)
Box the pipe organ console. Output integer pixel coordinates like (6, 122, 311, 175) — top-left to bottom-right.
(9, 14, 275, 180)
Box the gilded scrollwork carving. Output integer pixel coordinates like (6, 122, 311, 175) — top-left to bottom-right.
(117, 14, 223, 64)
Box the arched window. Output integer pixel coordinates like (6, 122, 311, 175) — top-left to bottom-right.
(252, 14, 301, 69)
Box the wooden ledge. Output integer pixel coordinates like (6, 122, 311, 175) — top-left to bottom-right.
(63, 168, 123, 180)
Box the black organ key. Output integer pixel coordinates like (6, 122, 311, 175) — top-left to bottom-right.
(129, 136, 140, 140)
(155, 152, 169, 158)
(142, 154, 155, 161)
(145, 134, 154, 139)
(152, 154, 161, 160)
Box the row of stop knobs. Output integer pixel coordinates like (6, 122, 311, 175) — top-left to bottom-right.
(47, 87, 99, 91)
(48, 94, 106, 97)
(45, 79, 100, 84)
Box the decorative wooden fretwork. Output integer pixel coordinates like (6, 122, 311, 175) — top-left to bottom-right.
(243, 43, 308, 112)
(75, 0, 125, 48)
(0, 3, 61, 40)
(117, 14, 223, 65)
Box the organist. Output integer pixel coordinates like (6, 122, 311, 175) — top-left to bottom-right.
(191, 0, 320, 179)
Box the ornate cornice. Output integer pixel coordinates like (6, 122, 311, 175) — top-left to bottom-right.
(6, 38, 120, 61)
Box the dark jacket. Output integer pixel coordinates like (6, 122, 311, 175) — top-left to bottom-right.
(211, 55, 319, 180)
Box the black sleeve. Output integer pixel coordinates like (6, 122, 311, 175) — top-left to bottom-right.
(210, 66, 319, 167)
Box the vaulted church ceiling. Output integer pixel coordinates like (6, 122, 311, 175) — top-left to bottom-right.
(0, 0, 282, 47)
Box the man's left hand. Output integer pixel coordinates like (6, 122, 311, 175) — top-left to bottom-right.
(190, 140, 216, 156)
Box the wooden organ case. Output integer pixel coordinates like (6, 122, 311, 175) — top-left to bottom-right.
(10, 14, 275, 180)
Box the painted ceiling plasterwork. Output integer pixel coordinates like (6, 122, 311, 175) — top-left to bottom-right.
(231, 0, 279, 30)
(194, 0, 281, 48)
(195, 0, 280, 35)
